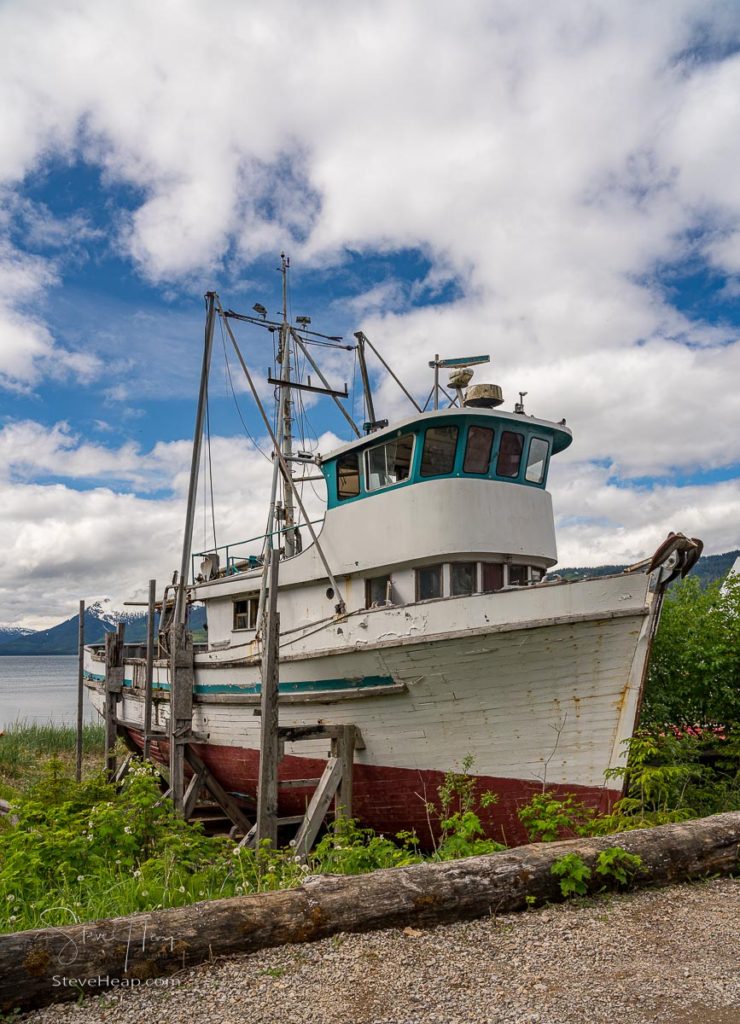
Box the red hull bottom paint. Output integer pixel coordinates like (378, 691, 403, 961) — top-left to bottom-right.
(134, 733, 620, 848)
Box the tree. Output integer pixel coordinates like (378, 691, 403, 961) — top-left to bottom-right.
(643, 574, 740, 727)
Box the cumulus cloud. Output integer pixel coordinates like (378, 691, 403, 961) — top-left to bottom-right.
(0, 419, 332, 626)
(0, 0, 738, 620)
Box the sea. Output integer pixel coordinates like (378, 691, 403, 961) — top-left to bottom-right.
(0, 656, 98, 731)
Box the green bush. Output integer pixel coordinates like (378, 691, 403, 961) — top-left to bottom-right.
(644, 575, 740, 728)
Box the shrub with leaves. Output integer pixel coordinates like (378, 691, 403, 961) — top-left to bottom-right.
(594, 847, 643, 888)
(517, 791, 596, 842)
(550, 853, 591, 898)
(426, 755, 504, 859)
(644, 574, 740, 728)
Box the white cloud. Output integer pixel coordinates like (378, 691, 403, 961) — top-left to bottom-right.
(0, 1, 739, 619)
(0, 419, 333, 626)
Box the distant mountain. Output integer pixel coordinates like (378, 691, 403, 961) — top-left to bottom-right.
(0, 600, 206, 656)
(0, 625, 35, 644)
(551, 549, 740, 588)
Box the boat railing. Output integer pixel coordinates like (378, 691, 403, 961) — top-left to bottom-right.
(192, 517, 325, 581)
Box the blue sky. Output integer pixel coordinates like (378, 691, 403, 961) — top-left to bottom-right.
(0, 0, 739, 626)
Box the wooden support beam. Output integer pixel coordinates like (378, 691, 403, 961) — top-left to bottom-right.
(256, 552, 280, 848)
(183, 747, 252, 837)
(293, 756, 343, 859)
(75, 599, 85, 782)
(103, 624, 126, 780)
(334, 724, 355, 819)
(168, 623, 194, 812)
(143, 579, 156, 762)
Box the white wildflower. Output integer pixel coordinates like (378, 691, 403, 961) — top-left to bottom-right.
(178, 885, 186, 893)
(8, 915, 16, 922)
(133, 869, 142, 878)
(77, 875, 85, 883)
(232, 847, 242, 857)
(124, 826, 132, 834)
(6, 895, 15, 903)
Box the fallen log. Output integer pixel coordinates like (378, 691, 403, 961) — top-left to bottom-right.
(2, 811, 738, 1013)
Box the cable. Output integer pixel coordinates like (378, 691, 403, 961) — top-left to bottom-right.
(219, 316, 271, 463)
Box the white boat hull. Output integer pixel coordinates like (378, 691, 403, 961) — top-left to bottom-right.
(85, 574, 658, 845)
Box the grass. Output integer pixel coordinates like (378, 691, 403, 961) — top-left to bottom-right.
(0, 721, 105, 797)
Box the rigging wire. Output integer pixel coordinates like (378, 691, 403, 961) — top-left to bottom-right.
(205, 378, 218, 552)
(219, 315, 271, 463)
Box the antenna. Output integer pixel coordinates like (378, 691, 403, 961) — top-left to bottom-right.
(514, 391, 528, 415)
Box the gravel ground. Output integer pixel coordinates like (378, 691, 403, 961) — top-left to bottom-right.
(23, 878, 739, 1024)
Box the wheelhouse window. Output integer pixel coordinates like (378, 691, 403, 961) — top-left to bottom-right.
(481, 563, 504, 593)
(365, 434, 414, 491)
(420, 426, 459, 477)
(525, 437, 550, 484)
(366, 575, 392, 608)
(416, 564, 443, 601)
(451, 562, 476, 596)
(496, 431, 524, 478)
(337, 451, 361, 500)
(233, 596, 259, 630)
(508, 564, 529, 587)
(463, 426, 494, 475)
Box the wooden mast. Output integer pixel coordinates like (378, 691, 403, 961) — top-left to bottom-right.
(170, 291, 217, 811)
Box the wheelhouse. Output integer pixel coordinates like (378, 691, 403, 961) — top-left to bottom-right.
(323, 408, 572, 509)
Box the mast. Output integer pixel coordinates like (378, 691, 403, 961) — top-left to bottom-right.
(278, 253, 296, 558)
(175, 290, 217, 625)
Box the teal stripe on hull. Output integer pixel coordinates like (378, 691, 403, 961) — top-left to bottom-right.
(83, 670, 395, 695)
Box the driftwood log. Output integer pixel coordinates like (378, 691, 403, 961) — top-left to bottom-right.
(2, 811, 738, 1013)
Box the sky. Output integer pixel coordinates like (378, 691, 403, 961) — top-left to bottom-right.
(1, 0, 739, 628)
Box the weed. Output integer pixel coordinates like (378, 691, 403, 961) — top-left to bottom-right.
(550, 853, 591, 898)
(426, 755, 504, 859)
(594, 847, 643, 888)
(517, 791, 595, 842)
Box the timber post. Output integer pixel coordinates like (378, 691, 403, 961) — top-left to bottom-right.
(168, 621, 194, 813)
(143, 578, 156, 762)
(75, 599, 85, 782)
(103, 623, 126, 780)
(256, 550, 280, 847)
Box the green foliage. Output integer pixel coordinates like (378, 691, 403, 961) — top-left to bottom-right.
(426, 754, 504, 860)
(597, 727, 740, 832)
(550, 853, 591, 898)
(517, 791, 596, 842)
(0, 760, 304, 933)
(310, 818, 421, 873)
(594, 847, 643, 888)
(644, 574, 740, 727)
(0, 754, 513, 935)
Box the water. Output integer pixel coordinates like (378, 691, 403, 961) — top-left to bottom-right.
(0, 656, 98, 730)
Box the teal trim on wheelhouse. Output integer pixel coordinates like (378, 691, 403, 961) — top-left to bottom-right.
(323, 410, 571, 509)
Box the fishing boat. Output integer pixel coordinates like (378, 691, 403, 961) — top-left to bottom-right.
(83, 258, 702, 845)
